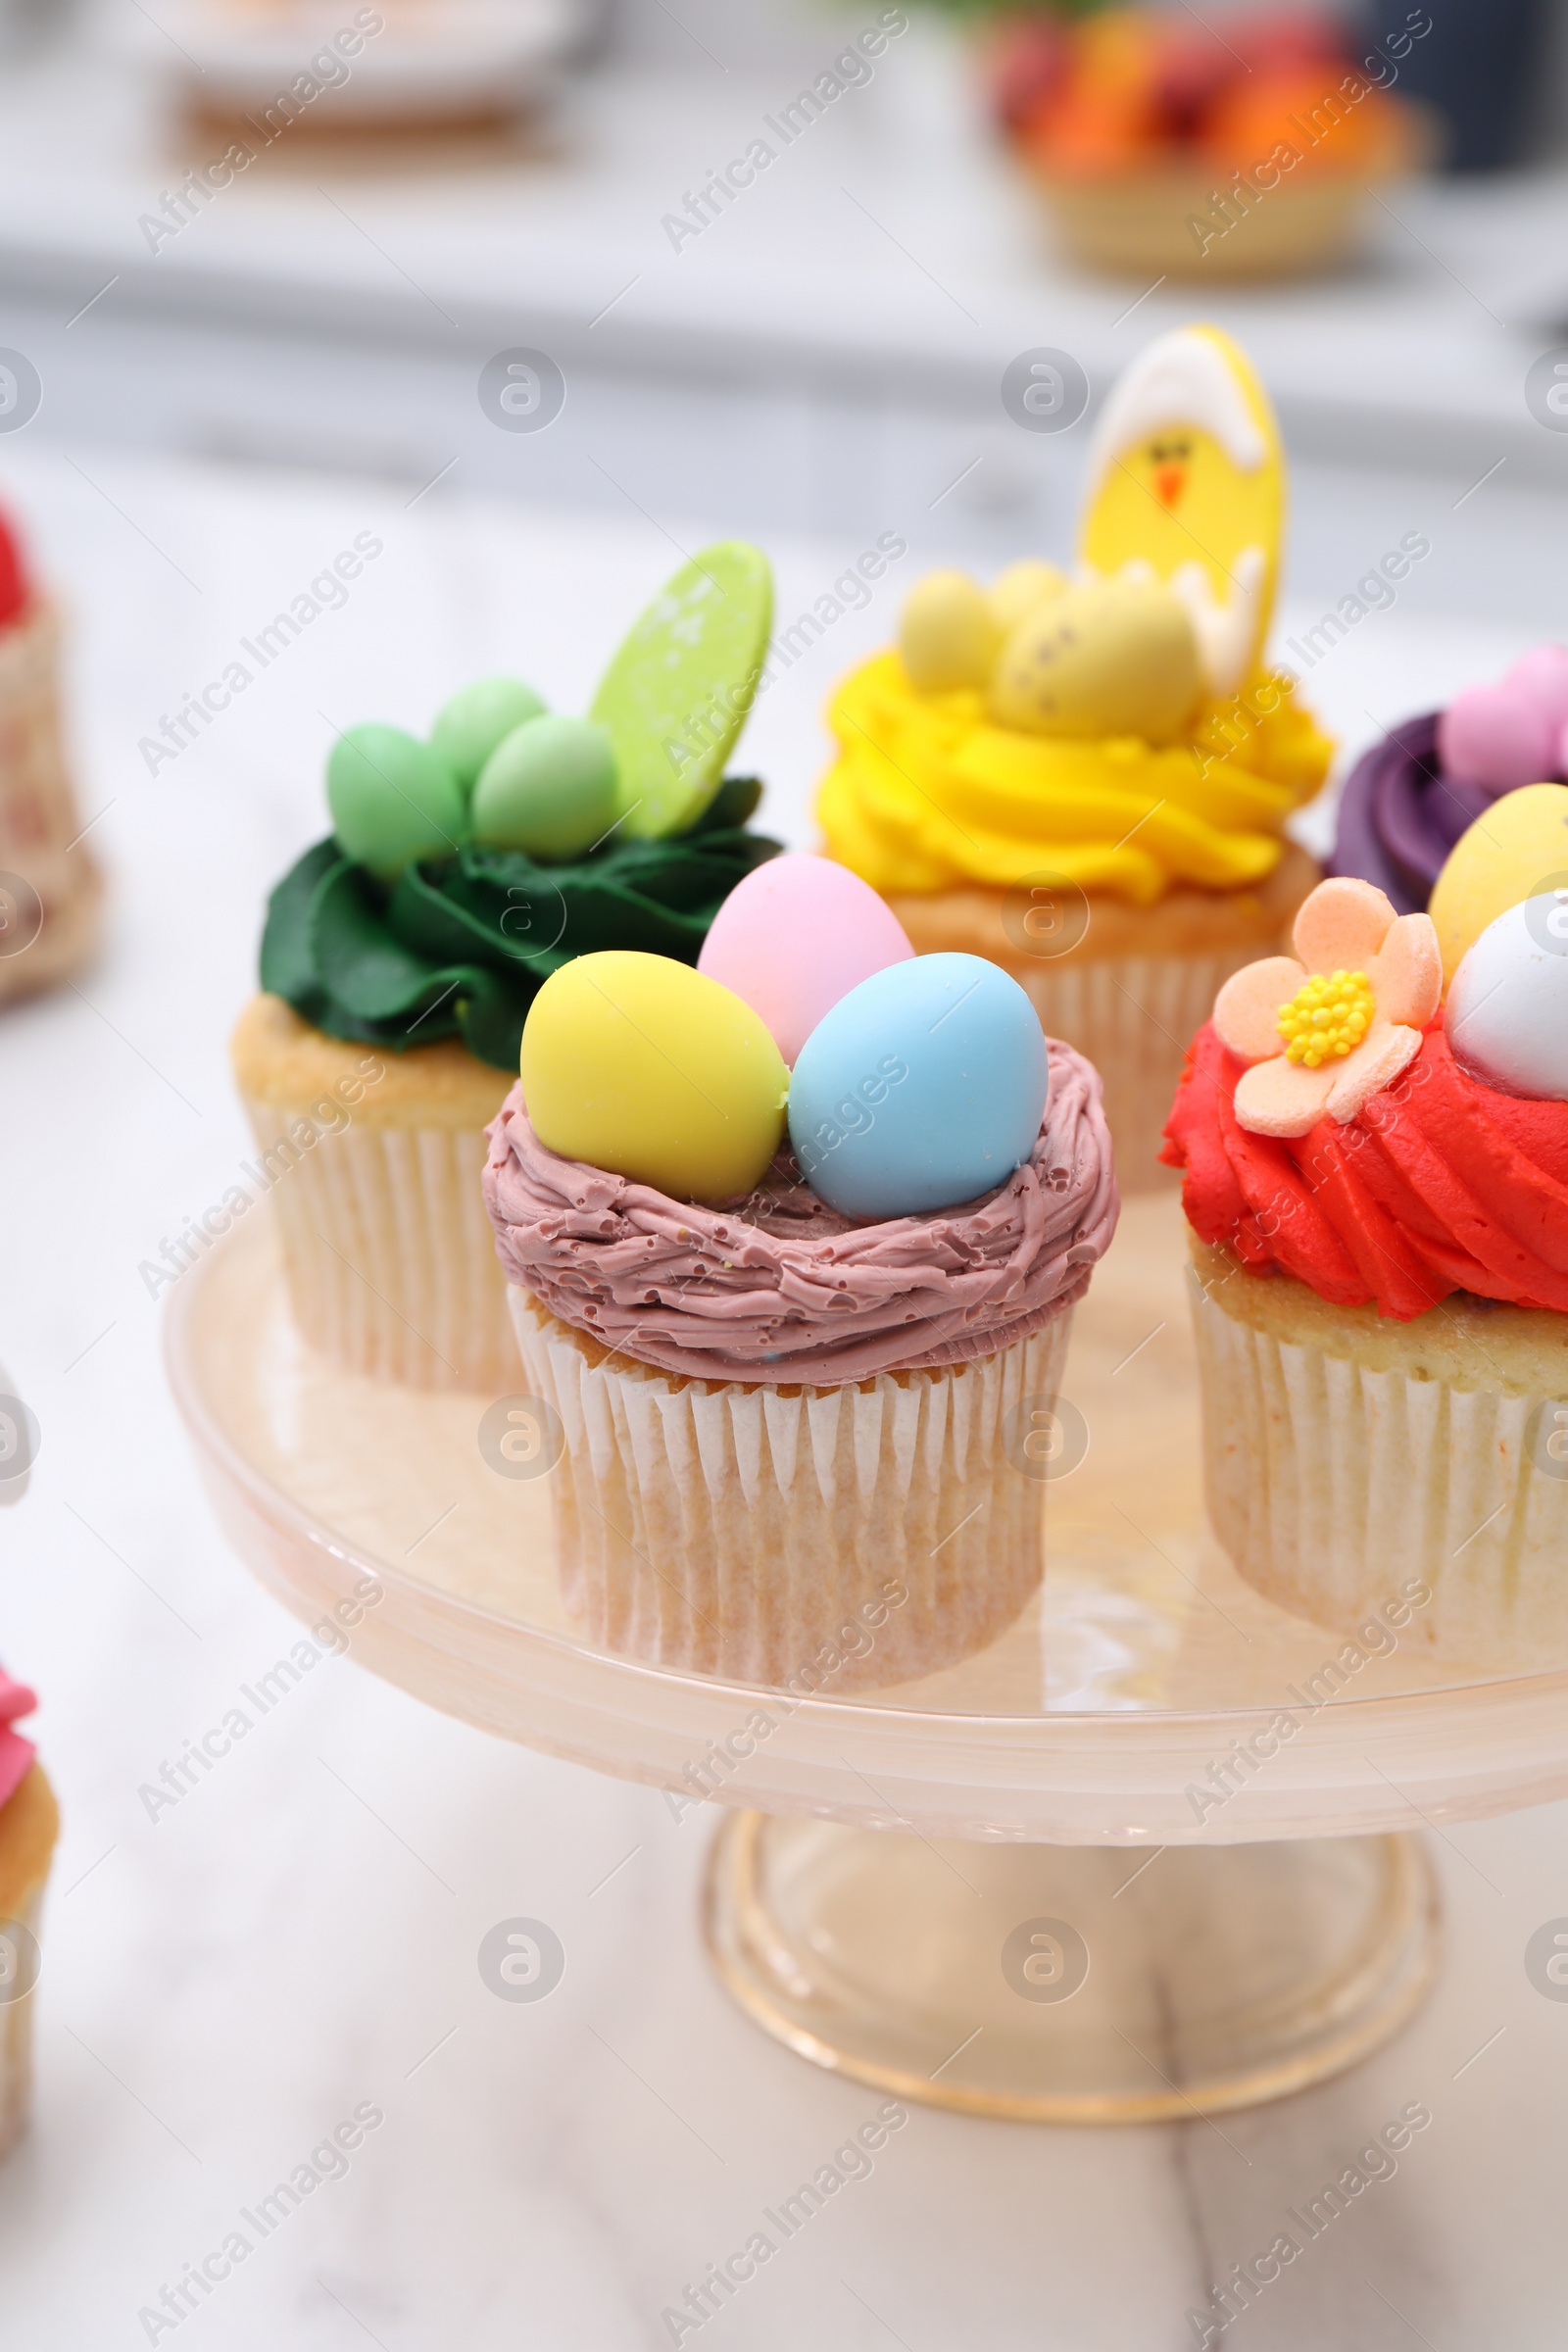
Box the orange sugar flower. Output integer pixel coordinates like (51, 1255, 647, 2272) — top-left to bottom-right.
(1212, 876, 1442, 1138)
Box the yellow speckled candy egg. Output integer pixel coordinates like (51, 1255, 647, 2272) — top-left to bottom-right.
(988, 577, 1200, 745)
(1430, 782, 1568, 986)
(989, 559, 1067, 635)
(519, 952, 789, 1202)
(898, 570, 1001, 693)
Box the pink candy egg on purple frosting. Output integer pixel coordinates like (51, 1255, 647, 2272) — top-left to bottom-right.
(1332, 644, 1568, 914)
(1438, 645, 1568, 794)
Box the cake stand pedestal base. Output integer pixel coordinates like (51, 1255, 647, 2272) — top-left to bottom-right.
(704, 1815, 1441, 2124)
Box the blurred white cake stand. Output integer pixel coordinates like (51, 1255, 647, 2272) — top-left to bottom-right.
(167, 1194, 1568, 2124)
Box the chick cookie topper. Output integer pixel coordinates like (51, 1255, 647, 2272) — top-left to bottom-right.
(1078, 324, 1284, 702)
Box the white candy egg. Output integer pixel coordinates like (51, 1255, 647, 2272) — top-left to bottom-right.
(1446, 892, 1568, 1099)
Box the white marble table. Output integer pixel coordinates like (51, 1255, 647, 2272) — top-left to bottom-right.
(0, 441, 1564, 2348)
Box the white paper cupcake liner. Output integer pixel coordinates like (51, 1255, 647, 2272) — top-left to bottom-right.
(0, 1877, 44, 2168)
(1012, 949, 1256, 1191)
(510, 1290, 1073, 1690)
(1193, 1278, 1568, 1671)
(241, 1096, 514, 1391)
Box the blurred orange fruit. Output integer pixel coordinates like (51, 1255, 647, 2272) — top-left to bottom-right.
(1200, 66, 1402, 176)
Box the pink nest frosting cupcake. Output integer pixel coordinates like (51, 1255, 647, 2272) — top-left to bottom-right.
(484, 1033, 1116, 1690)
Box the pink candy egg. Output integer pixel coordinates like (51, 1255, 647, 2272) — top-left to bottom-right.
(1507, 644, 1568, 732)
(697, 854, 914, 1066)
(1439, 680, 1557, 794)
(1439, 645, 1568, 793)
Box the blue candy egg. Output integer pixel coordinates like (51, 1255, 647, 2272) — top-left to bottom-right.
(788, 953, 1049, 1219)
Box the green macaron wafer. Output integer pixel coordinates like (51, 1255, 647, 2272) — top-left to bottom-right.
(590, 542, 772, 840)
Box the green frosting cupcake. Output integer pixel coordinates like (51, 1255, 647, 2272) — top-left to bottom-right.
(262, 777, 780, 1071)
(260, 541, 783, 1070)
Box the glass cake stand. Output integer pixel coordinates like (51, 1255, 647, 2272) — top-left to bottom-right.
(166, 1196, 1568, 2125)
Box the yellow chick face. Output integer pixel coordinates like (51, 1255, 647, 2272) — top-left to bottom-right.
(1083, 422, 1274, 608)
(987, 577, 1201, 745)
(898, 570, 1001, 694)
(1077, 325, 1284, 697)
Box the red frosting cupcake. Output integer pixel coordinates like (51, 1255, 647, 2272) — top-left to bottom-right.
(1163, 874, 1568, 1668)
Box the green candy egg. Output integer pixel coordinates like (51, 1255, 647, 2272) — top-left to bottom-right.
(470, 715, 619, 861)
(431, 676, 548, 792)
(326, 723, 466, 881)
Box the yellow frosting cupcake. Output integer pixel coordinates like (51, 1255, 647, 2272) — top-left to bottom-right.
(816, 324, 1334, 1189)
(820, 651, 1328, 902)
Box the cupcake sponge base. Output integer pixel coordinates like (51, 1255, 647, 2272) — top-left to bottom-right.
(232, 996, 514, 1392)
(1191, 1239, 1568, 1671)
(511, 1292, 1071, 1692)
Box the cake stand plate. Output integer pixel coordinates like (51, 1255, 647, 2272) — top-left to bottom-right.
(167, 1198, 1568, 2120)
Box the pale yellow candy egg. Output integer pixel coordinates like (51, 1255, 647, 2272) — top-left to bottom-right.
(898, 570, 1001, 694)
(989, 559, 1068, 636)
(1430, 782, 1568, 987)
(519, 951, 789, 1203)
(987, 577, 1201, 745)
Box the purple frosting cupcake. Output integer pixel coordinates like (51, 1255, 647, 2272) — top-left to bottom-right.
(1331, 648, 1568, 913)
(1327, 713, 1496, 916)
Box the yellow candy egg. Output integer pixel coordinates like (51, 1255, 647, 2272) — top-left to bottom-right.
(898, 570, 1001, 694)
(519, 952, 789, 1202)
(1430, 782, 1568, 986)
(988, 576, 1201, 744)
(989, 559, 1067, 635)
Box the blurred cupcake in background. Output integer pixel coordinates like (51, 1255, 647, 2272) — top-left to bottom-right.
(0, 1374, 56, 2169)
(818, 324, 1331, 1187)
(233, 544, 782, 1390)
(1331, 646, 1568, 915)
(0, 500, 104, 1007)
(0, 1671, 54, 2166)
